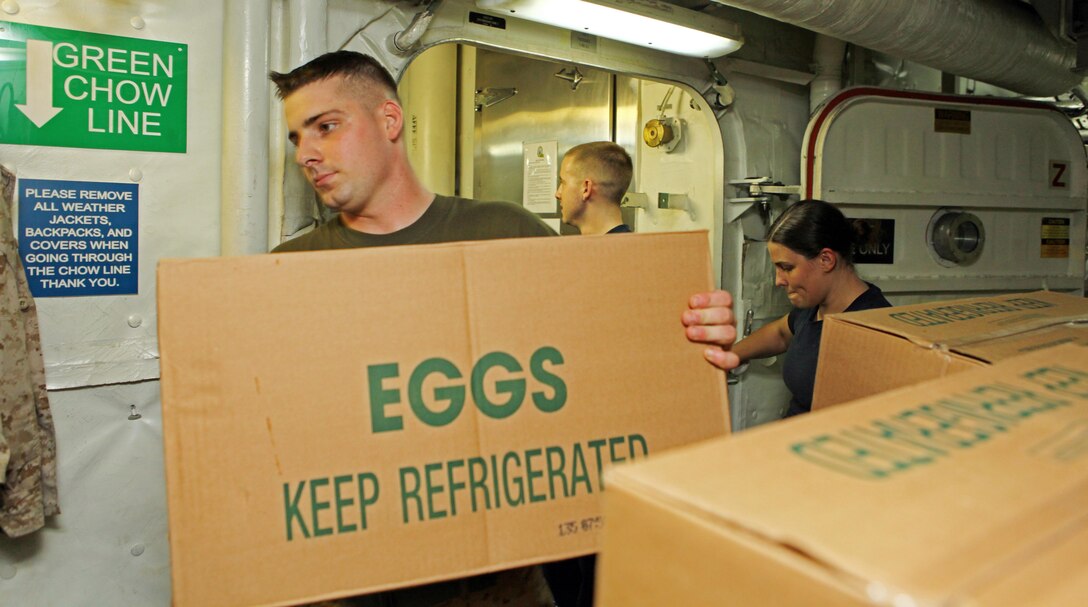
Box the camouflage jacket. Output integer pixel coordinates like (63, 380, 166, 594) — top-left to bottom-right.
(0, 165, 59, 537)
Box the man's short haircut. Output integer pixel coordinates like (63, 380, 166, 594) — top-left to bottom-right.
(269, 50, 400, 103)
(565, 141, 633, 204)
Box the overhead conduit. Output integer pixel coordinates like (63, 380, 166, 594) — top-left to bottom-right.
(710, 0, 1082, 96)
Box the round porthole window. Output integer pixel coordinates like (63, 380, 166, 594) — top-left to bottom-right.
(928, 209, 985, 266)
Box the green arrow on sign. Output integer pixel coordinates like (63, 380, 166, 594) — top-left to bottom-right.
(15, 39, 63, 127)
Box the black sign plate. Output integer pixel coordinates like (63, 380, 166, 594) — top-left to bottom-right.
(850, 218, 895, 264)
(469, 11, 507, 29)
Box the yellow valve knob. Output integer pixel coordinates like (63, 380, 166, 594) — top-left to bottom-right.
(643, 118, 674, 147)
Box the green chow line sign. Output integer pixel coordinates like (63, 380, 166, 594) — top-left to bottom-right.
(0, 22, 187, 152)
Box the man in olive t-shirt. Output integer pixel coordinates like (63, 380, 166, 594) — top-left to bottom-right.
(269, 50, 740, 607)
(270, 50, 555, 607)
(273, 194, 552, 252)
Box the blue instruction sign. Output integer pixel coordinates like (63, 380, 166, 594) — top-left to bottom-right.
(18, 178, 138, 297)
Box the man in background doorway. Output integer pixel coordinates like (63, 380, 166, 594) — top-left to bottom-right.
(543, 140, 634, 607)
(555, 141, 633, 235)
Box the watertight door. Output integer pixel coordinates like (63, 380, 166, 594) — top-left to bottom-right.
(804, 87, 1086, 301)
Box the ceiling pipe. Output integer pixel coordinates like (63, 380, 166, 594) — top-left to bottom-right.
(392, 0, 445, 54)
(810, 34, 845, 112)
(709, 0, 1081, 97)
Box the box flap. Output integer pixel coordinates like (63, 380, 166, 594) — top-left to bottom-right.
(952, 322, 1088, 364)
(158, 231, 729, 607)
(607, 344, 1088, 605)
(811, 318, 982, 410)
(826, 291, 1088, 353)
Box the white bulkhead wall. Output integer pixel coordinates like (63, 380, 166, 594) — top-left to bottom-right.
(4, 2, 224, 389)
(0, 1, 225, 604)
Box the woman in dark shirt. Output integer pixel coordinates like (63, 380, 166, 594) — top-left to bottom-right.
(732, 199, 891, 416)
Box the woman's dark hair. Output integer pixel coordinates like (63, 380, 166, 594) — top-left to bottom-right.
(765, 199, 856, 265)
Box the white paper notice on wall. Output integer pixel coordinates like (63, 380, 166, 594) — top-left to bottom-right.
(523, 140, 557, 214)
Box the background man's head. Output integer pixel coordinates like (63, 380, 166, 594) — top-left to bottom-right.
(556, 142, 632, 228)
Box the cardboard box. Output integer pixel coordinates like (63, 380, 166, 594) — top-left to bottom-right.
(597, 343, 1088, 607)
(157, 232, 728, 607)
(813, 290, 1088, 410)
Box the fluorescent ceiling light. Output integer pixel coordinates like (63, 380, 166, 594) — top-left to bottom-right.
(476, 0, 744, 58)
